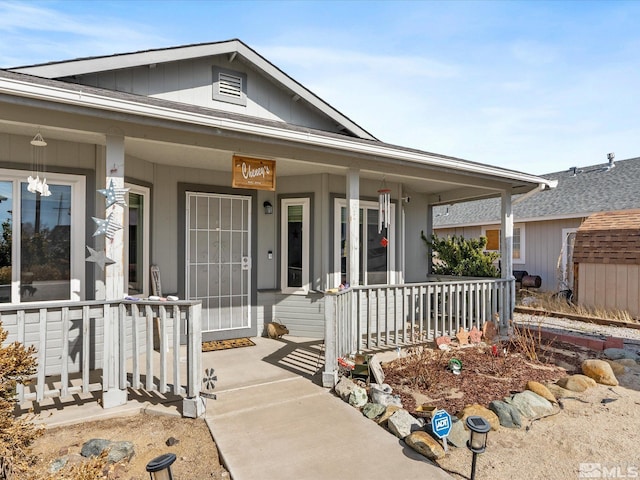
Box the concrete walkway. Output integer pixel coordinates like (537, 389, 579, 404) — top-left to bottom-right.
(27, 336, 453, 479)
(204, 337, 453, 480)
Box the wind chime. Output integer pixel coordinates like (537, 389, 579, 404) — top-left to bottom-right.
(377, 181, 391, 248)
(27, 132, 51, 196)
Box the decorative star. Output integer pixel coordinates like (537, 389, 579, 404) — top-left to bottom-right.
(92, 213, 122, 239)
(85, 246, 115, 270)
(98, 180, 129, 208)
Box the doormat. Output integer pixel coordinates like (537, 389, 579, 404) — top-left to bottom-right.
(202, 338, 256, 352)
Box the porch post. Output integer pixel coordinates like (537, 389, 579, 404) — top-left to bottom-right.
(346, 169, 360, 286)
(426, 204, 434, 276)
(500, 190, 515, 330)
(102, 133, 128, 408)
(322, 292, 338, 388)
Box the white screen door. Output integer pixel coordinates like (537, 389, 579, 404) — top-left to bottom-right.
(186, 192, 251, 332)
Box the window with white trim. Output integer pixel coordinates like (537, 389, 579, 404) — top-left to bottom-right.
(482, 224, 525, 264)
(280, 198, 309, 294)
(334, 199, 395, 286)
(0, 169, 85, 304)
(125, 184, 150, 297)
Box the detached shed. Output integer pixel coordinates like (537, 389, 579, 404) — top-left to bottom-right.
(573, 209, 640, 317)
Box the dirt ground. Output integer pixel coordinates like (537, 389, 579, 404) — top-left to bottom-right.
(29, 413, 228, 479)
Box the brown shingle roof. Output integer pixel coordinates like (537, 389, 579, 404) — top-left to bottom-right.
(573, 209, 640, 264)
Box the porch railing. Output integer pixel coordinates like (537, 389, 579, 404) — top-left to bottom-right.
(0, 299, 203, 417)
(322, 277, 514, 387)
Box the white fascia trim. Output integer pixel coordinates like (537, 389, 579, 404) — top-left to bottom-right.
(0, 75, 552, 188)
(436, 212, 587, 229)
(11, 40, 375, 141)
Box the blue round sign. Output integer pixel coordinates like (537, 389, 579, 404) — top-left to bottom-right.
(432, 409, 452, 438)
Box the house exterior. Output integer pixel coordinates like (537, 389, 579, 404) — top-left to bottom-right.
(0, 39, 554, 409)
(433, 156, 640, 299)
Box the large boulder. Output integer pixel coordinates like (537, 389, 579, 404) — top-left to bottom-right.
(556, 374, 596, 392)
(388, 409, 422, 439)
(458, 404, 500, 431)
(377, 405, 402, 427)
(602, 359, 627, 376)
(334, 376, 357, 402)
(504, 390, 554, 419)
(348, 385, 368, 407)
(603, 348, 634, 361)
(526, 381, 557, 404)
(405, 431, 446, 460)
(362, 403, 386, 419)
(582, 359, 619, 386)
(370, 383, 402, 407)
(489, 400, 522, 428)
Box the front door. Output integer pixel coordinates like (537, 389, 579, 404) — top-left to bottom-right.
(186, 192, 251, 336)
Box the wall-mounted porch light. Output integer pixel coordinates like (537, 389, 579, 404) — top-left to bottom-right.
(466, 415, 490, 480)
(263, 200, 273, 215)
(146, 452, 176, 480)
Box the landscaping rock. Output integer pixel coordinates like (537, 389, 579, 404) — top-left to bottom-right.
(526, 380, 557, 404)
(49, 454, 85, 474)
(458, 404, 500, 431)
(377, 405, 402, 427)
(489, 400, 522, 428)
(582, 359, 619, 386)
(81, 439, 112, 458)
(387, 409, 422, 439)
(556, 374, 596, 392)
(370, 383, 402, 407)
(445, 417, 468, 448)
(545, 382, 573, 399)
(504, 390, 554, 419)
(334, 376, 357, 402)
(602, 359, 627, 376)
(348, 385, 368, 407)
(405, 431, 446, 460)
(80, 438, 134, 464)
(362, 402, 386, 419)
(603, 348, 634, 360)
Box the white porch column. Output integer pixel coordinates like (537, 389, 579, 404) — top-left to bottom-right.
(500, 190, 515, 327)
(426, 204, 434, 276)
(102, 133, 127, 408)
(346, 169, 360, 286)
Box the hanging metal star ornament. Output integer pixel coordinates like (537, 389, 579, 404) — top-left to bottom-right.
(85, 246, 115, 270)
(98, 180, 129, 208)
(92, 212, 122, 239)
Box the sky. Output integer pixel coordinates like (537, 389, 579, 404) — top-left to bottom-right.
(0, 0, 638, 175)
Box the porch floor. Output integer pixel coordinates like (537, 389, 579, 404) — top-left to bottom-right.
(24, 336, 453, 480)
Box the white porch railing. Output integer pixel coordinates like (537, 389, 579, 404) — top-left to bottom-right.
(322, 277, 514, 387)
(0, 299, 203, 417)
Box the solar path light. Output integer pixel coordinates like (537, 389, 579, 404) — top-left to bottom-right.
(146, 452, 176, 480)
(466, 415, 490, 480)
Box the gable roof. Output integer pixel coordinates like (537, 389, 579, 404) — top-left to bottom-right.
(9, 39, 376, 141)
(433, 156, 640, 227)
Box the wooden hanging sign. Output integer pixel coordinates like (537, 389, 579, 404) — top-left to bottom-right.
(232, 155, 276, 191)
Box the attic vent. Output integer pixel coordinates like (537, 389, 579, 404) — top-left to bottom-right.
(212, 66, 247, 106)
(218, 72, 242, 99)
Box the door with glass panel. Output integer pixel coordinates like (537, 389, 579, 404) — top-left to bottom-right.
(186, 193, 251, 333)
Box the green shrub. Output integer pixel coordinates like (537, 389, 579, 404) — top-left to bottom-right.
(422, 232, 499, 277)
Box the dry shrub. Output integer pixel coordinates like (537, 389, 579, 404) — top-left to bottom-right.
(506, 317, 556, 363)
(0, 321, 42, 479)
(518, 290, 637, 323)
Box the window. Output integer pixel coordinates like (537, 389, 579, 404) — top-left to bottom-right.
(334, 199, 395, 286)
(0, 169, 85, 304)
(280, 198, 309, 293)
(212, 66, 247, 106)
(125, 184, 150, 297)
(482, 224, 525, 264)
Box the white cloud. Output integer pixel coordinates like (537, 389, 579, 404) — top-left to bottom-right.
(0, 1, 165, 67)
